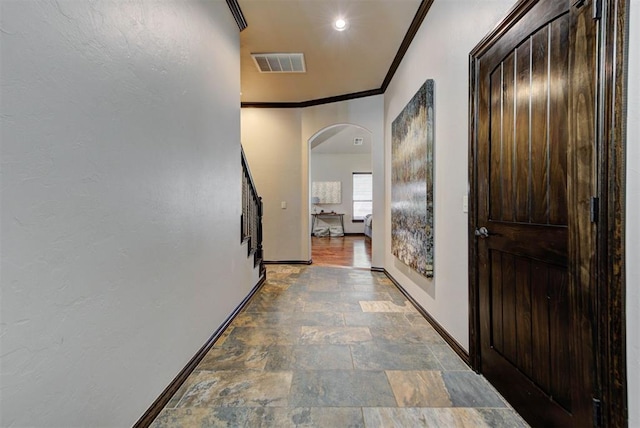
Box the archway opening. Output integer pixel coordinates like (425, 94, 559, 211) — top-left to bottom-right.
(308, 123, 373, 269)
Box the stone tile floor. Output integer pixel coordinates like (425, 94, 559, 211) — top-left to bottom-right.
(151, 265, 528, 427)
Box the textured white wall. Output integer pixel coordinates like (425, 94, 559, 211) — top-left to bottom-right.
(302, 96, 385, 267)
(0, 1, 257, 426)
(627, 1, 639, 425)
(241, 108, 305, 262)
(383, 0, 516, 350)
(241, 96, 384, 266)
(310, 154, 372, 234)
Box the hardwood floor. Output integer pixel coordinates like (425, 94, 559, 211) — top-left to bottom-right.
(311, 235, 371, 268)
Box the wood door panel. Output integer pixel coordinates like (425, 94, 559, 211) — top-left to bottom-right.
(548, 16, 569, 225)
(530, 26, 550, 224)
(486, 221, 567, 265)
(514, 255, 533, 378)
(530, 259, 551, 392)
(472, 1, 598, 426)
(501, 53, 516, 222)
(515, 41, 531, 223)
(489, 249, 572, 412)
(548, 265, 572, 411)
(487, 14, 569, 227)
(472, 0, 627, 426)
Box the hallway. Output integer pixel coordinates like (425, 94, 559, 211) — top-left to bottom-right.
(150, 263, 527, 427)
(311, 235, 372, 269)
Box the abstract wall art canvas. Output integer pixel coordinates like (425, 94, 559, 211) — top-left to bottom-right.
(312, 181, 341, 204)
(391, 79, 434, 277)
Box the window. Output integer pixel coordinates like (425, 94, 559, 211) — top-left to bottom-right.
(352, 172, 372, 221)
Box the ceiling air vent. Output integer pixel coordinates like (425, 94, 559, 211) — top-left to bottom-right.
(354, 137, 364, 146)
(252, 53, 306, 73)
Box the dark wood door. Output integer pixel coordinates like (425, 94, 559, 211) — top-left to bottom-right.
(471, 1, 599, 426)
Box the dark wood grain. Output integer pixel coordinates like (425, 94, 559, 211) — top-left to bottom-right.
(529, 26, 550, 224)
(501, 252, 517, 363)
(598, 1, 629, 425)
(530, 259, 550, 393)
(490, 251, 503, 352)
(548, 16, 569, 225)
(469, 1, 594, 426)
(548, 266, 571, 411)
(470, 1, 628, 426)
(515, 41, 531, 223)
(490, 67, 503, 221)
(501, 53, 516, 222)
(567, 3, 598, 425)
(515, 256, 532, 378)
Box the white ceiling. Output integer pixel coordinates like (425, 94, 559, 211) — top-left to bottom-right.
(238, 0, 423, 104)
(311, 124, 372, 154)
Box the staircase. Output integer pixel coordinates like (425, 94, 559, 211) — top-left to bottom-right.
(241, 146, 265, 278)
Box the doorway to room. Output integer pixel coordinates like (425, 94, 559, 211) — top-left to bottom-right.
(469, 0, 628, 426)
(309, 123, 373, 269)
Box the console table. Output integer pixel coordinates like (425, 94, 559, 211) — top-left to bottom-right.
(311, 213, 345, 236)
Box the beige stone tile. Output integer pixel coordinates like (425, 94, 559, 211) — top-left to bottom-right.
(306, 279, 341, 291)
(234, 311, 344, 328)
(303, 301, 362, 312)
(262, 281, 292, 292)
(375, 276, 394, 286)
(224, 326, 300, 346)
(370, 325, 446, 345)
(352, 282, 394, 292)
(214, 327, 233, 346)
(386, 370, 452, 407)
(267, 265, 306, 275)
(196, 346, 268, 371)
(175, 370, 293, 407)
(359, 300, 417, 313)
(363, 408, 490, 428)
(150, 408, 248, 427)
(243, 407, 365, 427)
(299, 326, 372, 344)
(404, 312, 435, 327)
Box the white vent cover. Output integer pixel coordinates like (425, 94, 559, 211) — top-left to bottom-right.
(354, 137, 364, 146)
(252, 53, 306, 73)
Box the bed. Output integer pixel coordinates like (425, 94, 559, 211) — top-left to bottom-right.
(364, 214, 372, 239)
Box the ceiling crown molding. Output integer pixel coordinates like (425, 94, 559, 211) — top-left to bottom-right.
(226, 0, 247, 32)
(241, 0, 434, 108)
(241, 88, 383, 109)
(381, 0, 434, 91)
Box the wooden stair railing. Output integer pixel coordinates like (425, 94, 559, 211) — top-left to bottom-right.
(241, 146, 265, 277)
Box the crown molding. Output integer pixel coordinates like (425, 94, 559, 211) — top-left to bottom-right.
(241, 0, 434, 108)
(241, 88, 383, 109)
(226, 0, 247, 31)
(381, 0, 434, 91)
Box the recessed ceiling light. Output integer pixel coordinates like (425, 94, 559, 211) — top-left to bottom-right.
(334, 18, 348, 31)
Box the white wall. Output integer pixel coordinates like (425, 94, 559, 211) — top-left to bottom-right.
(241, 108, 305, 262)
(626, 1, 639, 425)
(311, 153, 372, 234)
(241, 95, 385, 266)
(302, 96, 385, 267)
(0, 1, 258, 426)
(383, 0, 515, 350)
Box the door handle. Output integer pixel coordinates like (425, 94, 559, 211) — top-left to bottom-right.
(475, 226, 490, 238)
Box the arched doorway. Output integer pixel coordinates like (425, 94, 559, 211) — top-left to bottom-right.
(308, 123, 373, 268)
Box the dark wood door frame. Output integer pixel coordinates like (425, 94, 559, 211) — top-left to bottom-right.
(468, 1, 629, 426)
